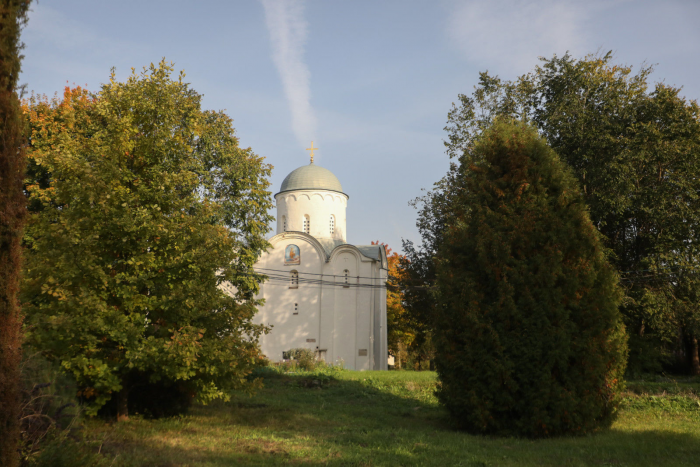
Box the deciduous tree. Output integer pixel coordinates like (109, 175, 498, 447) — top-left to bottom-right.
(22, 61, 274, 419)
(371, 241, 415, 367)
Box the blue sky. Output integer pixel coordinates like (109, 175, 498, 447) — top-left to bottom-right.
(21, 0, 700, 253)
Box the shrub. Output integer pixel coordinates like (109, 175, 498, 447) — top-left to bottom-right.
(286, 348, 317, 371)
(18, 348, 81, 461)
(25, 433, 108, 467)
(434, 119, 628, 437)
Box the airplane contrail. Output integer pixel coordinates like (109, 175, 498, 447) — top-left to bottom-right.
(261, 0, 317, 150)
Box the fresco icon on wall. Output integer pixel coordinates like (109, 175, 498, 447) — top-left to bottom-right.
(285, 244, 300, 265)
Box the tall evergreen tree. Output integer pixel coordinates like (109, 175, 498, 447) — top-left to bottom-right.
(0, 1, 30, 465)
(434, 118, 627, 437)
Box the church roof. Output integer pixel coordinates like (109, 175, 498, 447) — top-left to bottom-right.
(355, 245, 384, 262)
(317, 240, 386, 266)
(270, 233, 387, 268)
(316, 238, 347, 257)
(278, 162, 345, 195)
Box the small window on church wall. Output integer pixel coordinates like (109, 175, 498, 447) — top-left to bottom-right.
(282, 215, 287, 232)
(330, 215, 335, 235)
(303, 215, 310, 234)
(290, 270, 299, 288)
(343, 269, 349, 288)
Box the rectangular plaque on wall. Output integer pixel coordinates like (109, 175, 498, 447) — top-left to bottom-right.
(358, 349, 368, 356)
(306, 339, 316, 343)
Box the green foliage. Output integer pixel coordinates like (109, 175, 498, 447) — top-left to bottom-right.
(21, 61, 274, 416)
(18, 347, 115, 467)
(434, 119, 627, 437)
(25, 432, 108, 467)
(286, 348, 317, 371)
(625, 374, 700, 397)
(414, 52, 700, 375)
(0, 1, 31, 466)
(528, 57, 700, 375)
(371, 242, 419, 368)
(19, 347, 81, 460)
(400, 160, 463, 369)
(622, 394, 700, 416)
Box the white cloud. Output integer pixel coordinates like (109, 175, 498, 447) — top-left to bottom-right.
(260, 0, 317, 149)
(445, 0, 623, 75)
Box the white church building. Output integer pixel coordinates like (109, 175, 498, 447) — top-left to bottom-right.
(252, 152, 388, 370)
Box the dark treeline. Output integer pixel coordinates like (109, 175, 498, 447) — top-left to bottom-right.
(401, 52, 700, 377)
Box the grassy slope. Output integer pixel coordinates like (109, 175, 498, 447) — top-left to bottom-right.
(87, 370, 700, 466)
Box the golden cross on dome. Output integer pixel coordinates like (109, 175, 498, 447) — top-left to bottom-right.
(306, 141, 318, 163)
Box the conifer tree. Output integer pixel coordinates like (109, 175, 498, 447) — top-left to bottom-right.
(0, 1, 30, 464)
(434, 118, 627, 437)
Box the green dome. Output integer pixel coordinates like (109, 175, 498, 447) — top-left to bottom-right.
(278, 162, 344, 194)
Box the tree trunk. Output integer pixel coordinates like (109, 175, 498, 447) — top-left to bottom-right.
(690, 336, 700, 376)
(0, 2, 31, 465)
(0, 309, 22, 466)
(116, 387, 129, 421)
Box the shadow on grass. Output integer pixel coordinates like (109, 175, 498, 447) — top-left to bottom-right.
(98, 374, 700, 467)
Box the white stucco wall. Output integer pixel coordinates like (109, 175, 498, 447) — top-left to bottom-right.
(275, 190, 348, 242)
(247, 182, 387, 371)
(254, 232, 387, 370)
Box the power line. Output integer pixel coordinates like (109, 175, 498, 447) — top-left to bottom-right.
(254, 267, 389, 282)
(251, 264, 700, 289)
(224, 270, 435, 291)
(253, 267, 425, 286)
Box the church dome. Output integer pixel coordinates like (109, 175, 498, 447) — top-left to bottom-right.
(278, 162, 344, 194)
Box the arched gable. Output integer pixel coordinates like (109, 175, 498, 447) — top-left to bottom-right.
(328, 245, 375, 272)
(329, 244, 378, 264)
(331, 247, 360, 269)
(269, 231, 328, 263)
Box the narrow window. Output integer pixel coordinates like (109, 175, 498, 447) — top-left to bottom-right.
(293, 302, 299, 315)
(282, 215, 287, 232)
(303, 215, 310, 234)
(343, 269, 349, 288)
(330, 215, 335, 235)
(290, 270, 299, 288)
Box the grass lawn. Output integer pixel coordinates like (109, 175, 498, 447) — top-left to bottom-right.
(85, 370, 700, 466)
